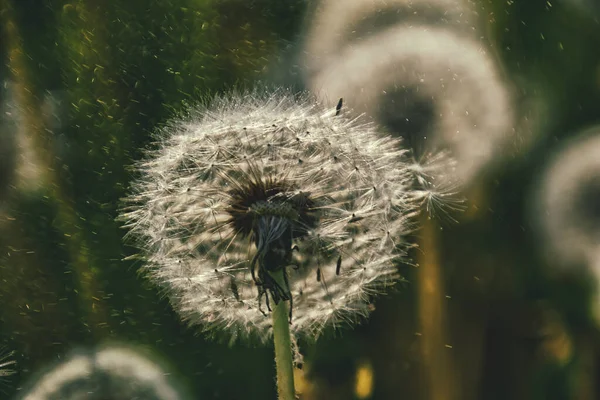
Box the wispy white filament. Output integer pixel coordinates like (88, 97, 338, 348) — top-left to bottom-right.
(120, 91, 430, 342)
(302, 0, 514, 184)
(18, 346, 184, 400)
(532, 129, 600, 274)
(0, 346, 16, 378)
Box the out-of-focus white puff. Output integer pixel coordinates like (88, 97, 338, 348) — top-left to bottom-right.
(303, 0, 479, 75)
(302, 0, 515, 184)
(17, 345, 186, 400)
(307, 26, 513, 184)
(532, 129, 600, 274)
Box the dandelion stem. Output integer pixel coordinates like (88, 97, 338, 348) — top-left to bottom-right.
(418, 215, 454, 400)
(271, 270, 295, 400)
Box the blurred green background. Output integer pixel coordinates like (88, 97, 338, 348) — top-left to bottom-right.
(1, 0, 600, 399)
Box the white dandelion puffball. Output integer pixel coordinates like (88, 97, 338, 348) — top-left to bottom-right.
(306, 25, 514, 184)
(120, 91, 427, 342)
(18, 346, 185, 400)
(532, 130, 600, 274)
(303, 0, 479, 75)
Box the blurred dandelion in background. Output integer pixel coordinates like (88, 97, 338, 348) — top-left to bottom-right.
(17, 345, 186, 400)
(532, 129, 600, 277)
(303, 0, 479, 75)
(119, 90, 442, 343)
(302, 0, 514, 185)
(530, 129, 600, 395)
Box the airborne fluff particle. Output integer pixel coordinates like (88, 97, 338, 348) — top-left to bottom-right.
(532, 129, 600, 273)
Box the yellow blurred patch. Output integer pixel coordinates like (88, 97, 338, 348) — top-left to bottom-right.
(294, 367, 308, 395)
(354, 361, 374, 399)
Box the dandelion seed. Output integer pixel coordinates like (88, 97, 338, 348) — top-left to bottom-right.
(17, 345, 185, 400)
(532, 129, 600, 274)
(407, 150, 465, 221)
(335, 98, 343, 116)
(120, 90, 430, 342)
(302, 0, 512, 185)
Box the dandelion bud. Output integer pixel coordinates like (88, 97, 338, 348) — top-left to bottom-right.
(119, 90, 429, 342)
(18, 345, 186, 400)
(532, 130, 600, 274)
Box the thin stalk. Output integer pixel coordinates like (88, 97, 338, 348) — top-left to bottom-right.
(417, 215, 455, 400)
(271, 270, 296, 400)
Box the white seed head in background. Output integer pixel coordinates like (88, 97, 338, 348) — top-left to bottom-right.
(119, 90, 440, 343)
(302, 0, 515, 185)
(532, 129, 600, 275)
(306, 25, 514, 185)
(17, 345, 185, 400)
(303, 0, 479, 76)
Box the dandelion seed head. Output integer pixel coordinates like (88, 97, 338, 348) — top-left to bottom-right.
(120, 90, 427, 342)
(304, 0, 479, 76)
(18, 345, 184, 400)
(533, 130, 600, 274)
(306, 26, 514, 184)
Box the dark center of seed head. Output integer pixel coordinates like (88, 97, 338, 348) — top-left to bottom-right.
(251, 202, 296, 273)
(249, 201, 298, 310)
(226, 179, 319, 315)
(249, 200, 299, 221)
(226, 176, 318, 241)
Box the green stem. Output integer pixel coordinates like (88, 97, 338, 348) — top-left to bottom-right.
(271, 271, 296, 400)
